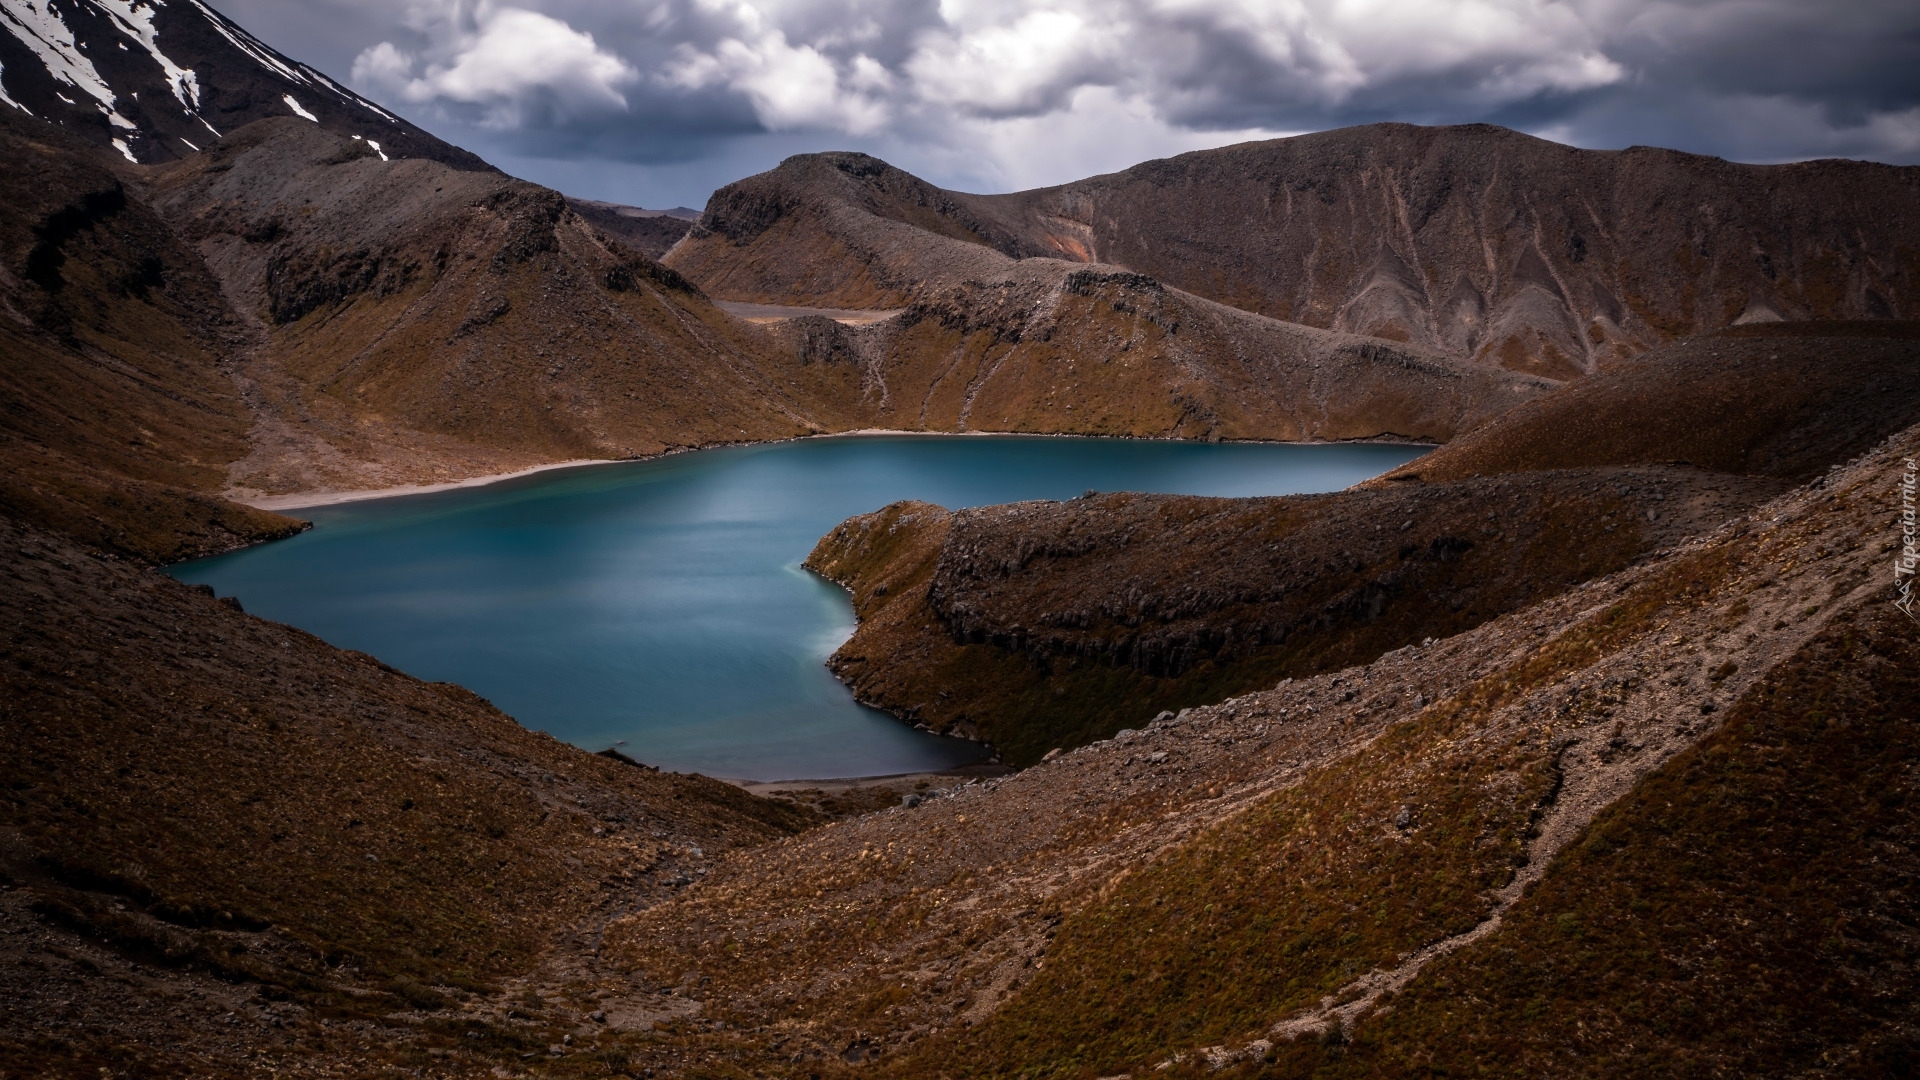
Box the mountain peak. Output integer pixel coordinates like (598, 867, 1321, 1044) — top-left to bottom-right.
(0, 0, 490, 170)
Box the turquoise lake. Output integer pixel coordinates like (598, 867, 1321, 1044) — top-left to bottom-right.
(170, 436, 1425, 780)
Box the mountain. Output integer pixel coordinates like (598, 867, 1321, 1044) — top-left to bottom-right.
(670, 151, 1553, 444)
(0, 104, 302, 561)
(0, 0, 489, 169)
(137, 116, 861, 501)
(3, 1, 1917, 1072)
(805, 323, 1920, 764)
(567, 198, 697, 260)
(602, 414, 1919, 1077)
(670, 129, 1920, 378)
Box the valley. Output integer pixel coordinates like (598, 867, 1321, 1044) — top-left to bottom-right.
(1, 1, 1918, 1075)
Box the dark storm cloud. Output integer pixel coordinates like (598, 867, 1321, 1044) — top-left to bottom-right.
(204, 0, 1920, 208)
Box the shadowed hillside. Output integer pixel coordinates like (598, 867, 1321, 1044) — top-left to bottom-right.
(0, 107, 300, 560)
(0, 514, 818, 1077)
(1371, 320, 1920, 484)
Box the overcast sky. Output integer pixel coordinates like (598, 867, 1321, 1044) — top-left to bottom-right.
(207, 0, 1920, 210)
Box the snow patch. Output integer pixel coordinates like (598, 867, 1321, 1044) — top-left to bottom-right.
(179, 136, 196, 150)
(93, 0, 201, 110)
(282, 93, 318, 122)
(0, 61, 30, 114)
(352, 134, 389, 161)
(111, 136, 136, 162)
(0, 0, 138, 129)
(184, 0, 310, 86)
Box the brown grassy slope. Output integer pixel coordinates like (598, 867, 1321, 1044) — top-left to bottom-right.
(808, 468, 1782, 766)
(673, 154, 1552, 443)
(0, 109, 302, 560)
(597, 412, 1907, 1079)
(1240, 601, 1920, 1078)
(0, 513, 816, 1078)
(973, 123, 1920, 377)
(1374, 322, 1920, 485)
(137, 118, 865, 499)
(773, 266, 1551, 443)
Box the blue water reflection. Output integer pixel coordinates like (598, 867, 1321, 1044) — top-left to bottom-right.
(171, 436, 1424, 779)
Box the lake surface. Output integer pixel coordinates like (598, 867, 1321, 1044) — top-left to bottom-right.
(171, 436, 1425, 780)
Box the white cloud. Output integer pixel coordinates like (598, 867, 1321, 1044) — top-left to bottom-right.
(297, 0, 1918, 204)
(881, 84, 1300, 192)
(905, 9, 1118, 117)
(601, 0, 1632, 139)
(662, 17, 894, 134)
(352, 2, 636, 128)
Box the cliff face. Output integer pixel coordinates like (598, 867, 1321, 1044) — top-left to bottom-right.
(671, 126, 1920, 379)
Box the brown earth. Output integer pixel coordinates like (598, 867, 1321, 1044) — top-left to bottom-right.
(0, 108, 303, 561)
(760, 266, 1550, 443)
(0, 513, 820, 1078)
(807, 466, 1783, 767)
(806, 329, 1920, 768)
(670, 126, 1920, 378)
(593, 411, 1916, 1079)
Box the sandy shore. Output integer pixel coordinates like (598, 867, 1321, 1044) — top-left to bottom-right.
(233, 459, 622, 511)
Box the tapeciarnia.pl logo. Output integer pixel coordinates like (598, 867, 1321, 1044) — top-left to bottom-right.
(1899, 457, 1919, 623)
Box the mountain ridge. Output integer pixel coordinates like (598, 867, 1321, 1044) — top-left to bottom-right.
(670, 125, 1920, 378)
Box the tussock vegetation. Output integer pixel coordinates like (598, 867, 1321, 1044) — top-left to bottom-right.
(1222, 598, 1920, 1078)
